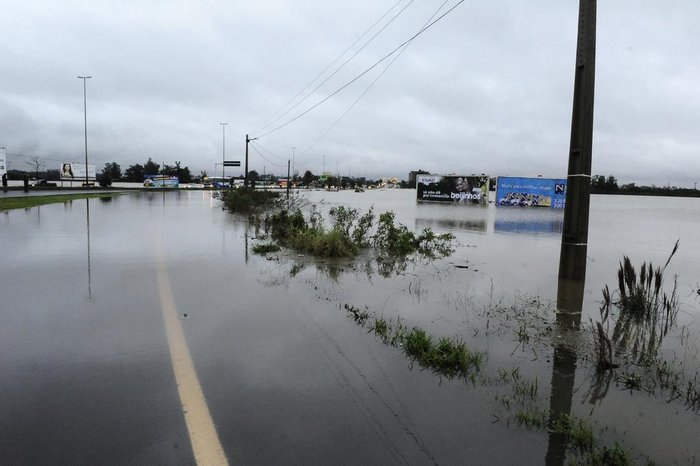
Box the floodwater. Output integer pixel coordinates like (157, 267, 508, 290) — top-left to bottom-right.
(0, 189, 698, 464)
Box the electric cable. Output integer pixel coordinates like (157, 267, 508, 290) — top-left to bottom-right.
(253, 0, 465, 140)
(249, 141, 287, 168)
(251, 140, 287, 162)
(255, 0, 417, 135)
(252, 0, 407, 134)
(297, 0, 450, 157)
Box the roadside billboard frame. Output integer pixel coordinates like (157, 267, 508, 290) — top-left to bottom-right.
(416, 174, 490, 205)
(496, 176, 567, 208)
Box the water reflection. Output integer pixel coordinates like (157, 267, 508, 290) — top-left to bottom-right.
(494, 209, 563, 236)
(545, 277, 584, 465)
(495, 219, 563, 235)
(85, 198, 92, 302)
(416, 217, 487, 233)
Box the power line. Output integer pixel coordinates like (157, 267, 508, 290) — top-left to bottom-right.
(252, 0, 408, 134)
(4, 150, 71, 164)
(298, 0, 450, 157)
(253, 0, 465, 140)
(249, 142, 287, 168)
(251, 140, 287, 162)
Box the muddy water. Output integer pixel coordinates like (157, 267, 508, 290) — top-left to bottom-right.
(0, 190, 698, 464)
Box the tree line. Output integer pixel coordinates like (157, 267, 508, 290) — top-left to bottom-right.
(591, 174, 699, 197)
(4, 157, 195, 184)
(102, 158, 194, 183)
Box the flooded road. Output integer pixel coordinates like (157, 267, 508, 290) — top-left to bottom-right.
(1, 190, 698, 464)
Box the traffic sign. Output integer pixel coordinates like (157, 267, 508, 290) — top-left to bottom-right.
(223, 160, 241, 167)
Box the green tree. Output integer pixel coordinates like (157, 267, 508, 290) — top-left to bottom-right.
(592, 174, 619, 194)
(124, 163, 145, 182)
(102, 162, 122, 181)
(160, 161, 192, 183)
(302, 170, 315, 186)
(144, 158, 160, 175)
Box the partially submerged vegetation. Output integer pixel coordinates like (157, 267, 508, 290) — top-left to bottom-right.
(218, 187, 283, 214)
(219, 189, 456, 261)
(251, 242, 281, 255)
(260, 205, 456, 260)
(344, 304, 483, 380)
(0, 192, 123, 211)
(585, 241, 700, 411)
(342, 303, 644, 464)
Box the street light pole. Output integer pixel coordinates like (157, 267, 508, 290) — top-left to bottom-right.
(220, 122, 228, 185)
(291, 146, 296, 180)
(78, 75, 92, 187)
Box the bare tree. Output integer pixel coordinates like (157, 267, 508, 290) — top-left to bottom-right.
(25, 155, 44, 177)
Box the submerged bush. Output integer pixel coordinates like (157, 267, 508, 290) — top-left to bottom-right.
(252, 242, 281, 255)
(219, 187, 282, 214)
(259, 206, 455, 261)
(373, 211, 455, 257)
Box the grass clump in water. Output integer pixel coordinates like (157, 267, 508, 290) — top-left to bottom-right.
(514, 409, 635, 465)
(365, 316, 482, 379)
(614, 238, 679, 323)
(585, 240, 700, 412)
(251, 242, 281, 255)
(344, 304, 370, 326)
(594, 240, 680, 371)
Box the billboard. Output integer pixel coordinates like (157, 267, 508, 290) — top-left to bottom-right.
(0, 147, 6, 176)
(496, 176, 567, 208)
(416, 174, 489, 205)
(60, 162, 96, 181)
(144, 175, 179, 188)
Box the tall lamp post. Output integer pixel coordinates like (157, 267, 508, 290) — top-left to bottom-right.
(220, 122, 228, 185)
(78, 75, 92, 187)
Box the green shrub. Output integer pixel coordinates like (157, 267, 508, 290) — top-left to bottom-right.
(252, 242, 281, 254)
(220, 187, 281, 214)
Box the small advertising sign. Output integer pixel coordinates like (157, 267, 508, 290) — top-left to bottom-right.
(496, 176, 567, 208)
(144, 175, 179, 188)
(0, 147, 6, 176)
(60, 162, 96, 180)
(416, 174, 489, 205)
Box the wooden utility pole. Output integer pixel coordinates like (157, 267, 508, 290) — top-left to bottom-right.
(559, 0, 596, 284)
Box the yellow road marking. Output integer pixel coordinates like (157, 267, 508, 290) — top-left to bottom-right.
(156, 258, 229, 465)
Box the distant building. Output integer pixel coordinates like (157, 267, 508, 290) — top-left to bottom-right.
(408, 170, 430, 188)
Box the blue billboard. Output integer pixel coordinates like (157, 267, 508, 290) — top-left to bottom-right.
(496, 177, 566, 208)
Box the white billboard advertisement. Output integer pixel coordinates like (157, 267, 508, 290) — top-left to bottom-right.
(60, 162, 96, 181)
(0, 147, 6, 176)
(416, 174, 490, 205)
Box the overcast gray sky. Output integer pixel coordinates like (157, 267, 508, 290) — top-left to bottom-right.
(1, 0, 698, 185)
